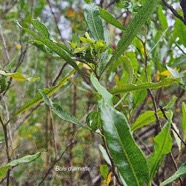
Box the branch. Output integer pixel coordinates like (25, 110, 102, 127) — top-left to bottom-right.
(161, 0, 186, 25)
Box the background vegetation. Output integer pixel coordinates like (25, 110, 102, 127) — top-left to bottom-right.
(0, 0, 186, 185)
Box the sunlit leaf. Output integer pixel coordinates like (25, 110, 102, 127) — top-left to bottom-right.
(0, 70, 39, 82)
(110, 78, 180, 94)
(100, 164, 108, 179)
(131, 110, 172, 132)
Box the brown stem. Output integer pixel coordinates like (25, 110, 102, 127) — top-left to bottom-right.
(0, 117, 10, 186)
(101, 134, 123, 186)
(161, 0, 186, 24)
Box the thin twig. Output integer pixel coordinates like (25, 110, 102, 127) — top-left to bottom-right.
(159, 106, 186, 147)
(46, 0, 63, 40)
(161, 0, 186, 25)
(101, 134, 123, 186)
(38, 141, 76, 186)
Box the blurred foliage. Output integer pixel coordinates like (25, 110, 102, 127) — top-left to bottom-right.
(0, 0, 186, 185)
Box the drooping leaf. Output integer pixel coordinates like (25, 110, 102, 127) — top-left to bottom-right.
(84, 3, 105, 41)
(99, 8, 125, 31)
(91, 74, 149, 186)
(104, 0, 159, 71)
(0, 151, 42, 179)
(160, 162, 186, 185)
(13, 68, 76, 117)
(148, 122, 172, 179)
(38, 90, 81, 125)
(0, 70, 39, 82)
(110, 78, 180, 94)
(31, 19, 50, 38)
(21, 26, 81, 73)
(131, 110, 172, 132)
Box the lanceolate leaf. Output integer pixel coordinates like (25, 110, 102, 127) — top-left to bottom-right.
(23, 27, 81, 73)
(99, 8, 125, 31)
(91, 74, 149, 185)
(160, 162, 186, 185)
(110, 78, 180, 94)
(148, 122, 172, 179)
(104, 0, 159, 71)
(38, 90, 81, 125)
(84, 3, 105, 41)
(0, 151, 42, 179)
(99, 104, 149, 185)
(31, 19, 50, 38)
(14, 69, 76, 117)
(131, 110, 172, 132)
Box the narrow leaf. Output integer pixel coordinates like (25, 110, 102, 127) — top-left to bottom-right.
(99, 103, 149, 185)
(84, 3, 105, 41)
(91, 74, 149, 185)
(23, 27, 81, 73)
(100, 164, 108, 179)
(160, 162, 186, 185)
(132, 110, 172, 132)
(148, 122, 172, 179)
(31, 19, 50, 38)
(0, 151, 42, 179)
(105, 0, 159, 71)
(39, 90, 81, 125)
(110, 78, 180, 94)
(99, 8, 125, 31)
(14, 69, 76, 117)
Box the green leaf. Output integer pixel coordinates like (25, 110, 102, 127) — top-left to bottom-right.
(90, 73, 112, 105)
(99, 145, 111, 166)
(160, 162, 186, 185)
(22, 26, 81, 73)
(13, 69, 76, 117)
(148, 122, 172, 179)
(104, 0, 159, 71)
(131, 110, 172, 132)
(99, 103, 149, 185)
(173, 16, 186, 47)
(97, 49, 112, 77)
(86, 111, 101, 131)
(0, 151, 42, 179)
(182, 102, 186, 140)
(99, 8, 125, 31)
(39, 90, 81, 125)
(91, 74, 149, 185)
(158, 6, 168, 31)
(84, 3, 105, 41)
(100, 164, 109, 180)
(31, 19, 50, 38)
(0, 70, 39, 82)
(110, 78, 180, 94)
